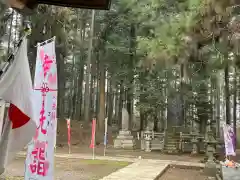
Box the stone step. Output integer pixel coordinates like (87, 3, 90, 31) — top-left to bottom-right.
(164, 142, 178, 146)
(165, 143, 178, 146)
(166, 141, 179, 143)
(166, 140, 179, 143)
(165, 147, 177, 149)
(164, 145, 177, 148)
(166, 136, 176, 138)
(166, 136, 180, 139)
(165, 142, 177, 145)
(166, 137, 179, 139)
(165, 146, 177, 148)
(166, 139, 179, 142)
(164, 145, 178, 148)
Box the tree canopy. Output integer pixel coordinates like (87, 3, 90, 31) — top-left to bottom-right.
(0, 0, 239, 137)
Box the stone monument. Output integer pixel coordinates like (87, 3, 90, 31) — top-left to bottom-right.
(146, 120, 154, 131)
(122, 108, 129, 131)
(114, 108, 136, 149)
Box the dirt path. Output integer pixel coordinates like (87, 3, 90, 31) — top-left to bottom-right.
(158, 167, 209, 180)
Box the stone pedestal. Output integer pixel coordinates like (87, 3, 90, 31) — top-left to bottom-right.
(144, 130, 152, 152)
(191, 143, 198, 155)
(221, 165, 240, 180)
(0, 168, 4, 176)
(204, 131, 217, 177)
(205, 160, 217, 177)
(191, 133, 198, 155)
(114, 130, 136, 149)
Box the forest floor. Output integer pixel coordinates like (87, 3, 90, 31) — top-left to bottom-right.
(57, 120, 240, 163)
(56, 145, 204, 162)
(56, 120, 204, 162)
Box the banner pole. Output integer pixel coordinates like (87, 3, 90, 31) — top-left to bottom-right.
(93, 118, 96, 160)
(67, 118, 71, 154)
(91, 119, 95, 160)
(104, 144, 106, 157)
(93, 144, 95, 160)
(68, 139, 71, 154)
(90, 118, 96, 160)
(103, 118, 108, 156)
(92, 130, 95, 160)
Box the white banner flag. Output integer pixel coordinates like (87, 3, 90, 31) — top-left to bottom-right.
(223, 124, 236, 156)
(0, 38, 37, 171)
(25, 37, 57, 180)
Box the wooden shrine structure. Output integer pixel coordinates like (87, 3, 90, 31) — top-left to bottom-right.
(1, 0, 111, 14)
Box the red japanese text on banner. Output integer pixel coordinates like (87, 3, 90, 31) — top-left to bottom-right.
(25, 37, 57, 180)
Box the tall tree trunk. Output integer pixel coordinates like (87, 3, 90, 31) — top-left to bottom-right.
(56, 47, 66, 120)
(98, 55, 106, 130)
(107, 78, 114, 125)
(95, 52, 100, 117)
(84, 10, 95, 122)
(233, 67, 237, 142)
(197, 84, 209, 134)
(195, 63, 208, 135)
(225, 62, 230, 124)
(68, 55, 75, 119)
(216, 74, 221, 137)
(127, 23, 136, 129)
(221, 25, 231, 125)
(139, 71, 147, 131)
(114, 86, 119, 124)
(76, 65, 84, 120)
(90, 57, 97, 120)
(75, 11, 87, 121)
(105, 76, 109, 117)
(71, 56, 78, 120)
(118, 81, 124, 129)
(210, 78, 214, 127)
(180, 63, 185, 126)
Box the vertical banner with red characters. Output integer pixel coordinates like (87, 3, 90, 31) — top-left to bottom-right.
(24, 37, 57, 180)
(66, 118, 71, 154)
(89, 118, 96, 159)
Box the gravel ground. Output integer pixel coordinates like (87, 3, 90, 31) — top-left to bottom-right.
(2, 157, 129, 180)
(158, 167, 211, 180)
